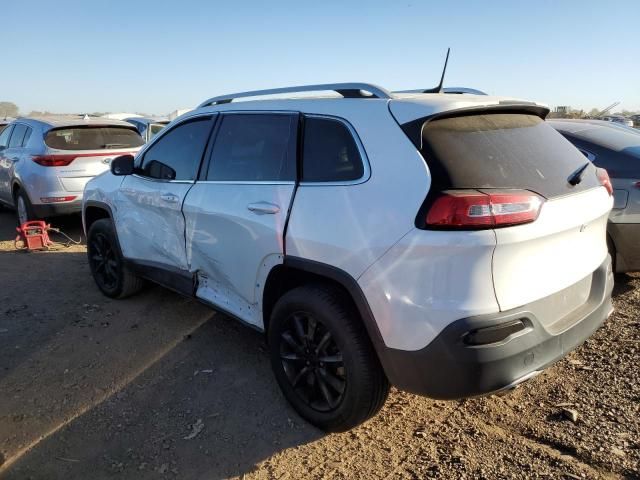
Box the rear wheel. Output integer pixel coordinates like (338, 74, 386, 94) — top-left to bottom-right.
(607, 235, 617, 273)
(14, 189, 36, 225)
(268, 284, 389, 432)
(87, 219, 144, 298)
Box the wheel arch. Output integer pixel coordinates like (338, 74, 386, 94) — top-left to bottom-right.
(11, 180, 25, 200)
(262, 256, 388, 368)
(84, 201, 114, 234)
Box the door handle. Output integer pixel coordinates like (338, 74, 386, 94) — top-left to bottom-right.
(247, 202, 280, 214)
(160, 193, 180, 203)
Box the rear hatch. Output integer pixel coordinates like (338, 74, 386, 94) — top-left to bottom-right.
(402, 110, 612, 312)
(39, 125, 143, 192)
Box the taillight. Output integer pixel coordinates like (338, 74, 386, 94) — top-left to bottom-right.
(596, 168, 613, 196)
(425, 190, 544, 229)
(40, 196, 77, 203)
(32, 155, 77, 167)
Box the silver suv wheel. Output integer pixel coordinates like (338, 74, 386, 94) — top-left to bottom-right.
(17, 195, 29, 225)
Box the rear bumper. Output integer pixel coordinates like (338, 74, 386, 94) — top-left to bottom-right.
(381, 256, 614, 399)
(608, 222, 640, 272)
(32, 201, 82, 218)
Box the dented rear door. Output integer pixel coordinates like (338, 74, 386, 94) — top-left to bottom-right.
(183, 112, 299, 328)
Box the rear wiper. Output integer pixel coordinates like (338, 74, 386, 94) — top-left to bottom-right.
(567, 162, 590, 186)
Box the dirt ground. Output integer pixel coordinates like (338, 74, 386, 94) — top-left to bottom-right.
(0, 209, 638, 480)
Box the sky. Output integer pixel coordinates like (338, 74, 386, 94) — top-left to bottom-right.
(1, 0, 638, 115)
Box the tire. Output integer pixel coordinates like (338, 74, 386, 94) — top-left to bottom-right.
(268, 284, 390, 432)
(14, 189, 37, 225)
(607, 235, 617, 274)
(87, 218, 144, 299)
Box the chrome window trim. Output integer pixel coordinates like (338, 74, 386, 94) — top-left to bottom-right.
(130, 174, 195, 185)
(195, 180, 295, 186)
(298, 114, 371, 187)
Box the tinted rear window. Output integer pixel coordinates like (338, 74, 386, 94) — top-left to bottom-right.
(419, 113, 600, 198)
(45, 127, 144, 151)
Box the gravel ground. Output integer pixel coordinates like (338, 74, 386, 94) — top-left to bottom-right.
(0, 209, 638, 479)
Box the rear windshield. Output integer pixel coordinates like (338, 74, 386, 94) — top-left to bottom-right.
(45, 126, 144, 151)
(418, 113, 600, 199)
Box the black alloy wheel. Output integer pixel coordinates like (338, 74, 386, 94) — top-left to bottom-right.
(89, 231, 119, 292)
(279, 311, 346, 412)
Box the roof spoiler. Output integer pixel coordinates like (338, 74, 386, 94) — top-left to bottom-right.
(399, 104, 551, 150)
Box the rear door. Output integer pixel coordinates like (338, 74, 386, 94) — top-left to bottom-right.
(415, 112, 612, 311)
(183, 112, 298, 328)
(115, 115, 215, 271)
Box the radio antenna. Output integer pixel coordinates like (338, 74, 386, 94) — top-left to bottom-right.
(423, 48, 450, 94)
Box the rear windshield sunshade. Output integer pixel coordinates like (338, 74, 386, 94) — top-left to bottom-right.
(45, 126, 144, 151)
(416, 113, 600, 199)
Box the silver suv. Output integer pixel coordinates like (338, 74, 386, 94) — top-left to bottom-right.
(83, 83, 614, 431)
(0, 116, 143, 224)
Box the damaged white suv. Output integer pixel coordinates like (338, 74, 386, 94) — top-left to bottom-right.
(83, 83, 614, 431)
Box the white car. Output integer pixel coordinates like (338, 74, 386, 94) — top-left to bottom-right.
(83, 83, 614, 431)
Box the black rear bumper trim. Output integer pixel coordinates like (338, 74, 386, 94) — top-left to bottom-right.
(380, 256, 614, 399)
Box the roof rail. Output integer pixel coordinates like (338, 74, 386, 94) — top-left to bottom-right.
(197, 83, 393, 108)
(394, 87, 488, 96)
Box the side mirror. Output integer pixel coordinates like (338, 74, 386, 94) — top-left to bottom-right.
(110, 154, 135, 176)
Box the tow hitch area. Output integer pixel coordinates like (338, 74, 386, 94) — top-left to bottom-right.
(15, 221, 53, 251)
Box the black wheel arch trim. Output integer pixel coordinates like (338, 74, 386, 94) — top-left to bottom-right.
(282, 256, 390, 372)
(83, 201, 127, 263)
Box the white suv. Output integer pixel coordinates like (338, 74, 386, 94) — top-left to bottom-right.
(83, 83, 614, 431)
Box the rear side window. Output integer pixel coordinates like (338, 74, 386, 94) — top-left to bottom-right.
(22, 127, 32, 146)
(8, 124, 28, 148)
(302, 117, 364, 182)
(207, 114, 297, 182)
(0, 125, 12, 148)
(418, 113, 600, 199)
(45, 127, 144, 150)
(149, 123, 167, 139)
(140, 116, 212, 181)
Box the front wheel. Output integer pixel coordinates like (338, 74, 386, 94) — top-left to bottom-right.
(87, 218, 144, 298)
(268, 284, 389, 432)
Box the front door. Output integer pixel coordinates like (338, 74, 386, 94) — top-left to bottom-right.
(183, 112, 299, 328)
(115, 114, 215, 272)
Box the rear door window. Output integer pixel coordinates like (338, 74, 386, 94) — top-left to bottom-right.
(45, 127, 144, 150)
(207, 114, 297, 182)
(0, 125, 14, 148)
(140, 116, 213, 181)
(418, 113, 600, 198)
(302, 117, 364, 182)
(8, 124, 28, 148)
(21, 127, 32, 146)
